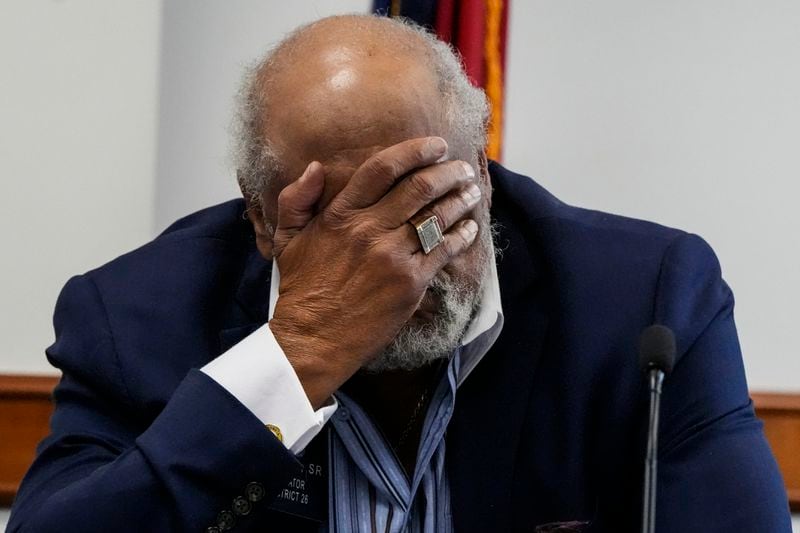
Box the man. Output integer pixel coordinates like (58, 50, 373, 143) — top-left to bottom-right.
(8, 14, 791, 533)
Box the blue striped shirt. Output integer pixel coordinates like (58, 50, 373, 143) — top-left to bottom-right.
(328, 350, 458, 532)
(324, 257, 504, 532)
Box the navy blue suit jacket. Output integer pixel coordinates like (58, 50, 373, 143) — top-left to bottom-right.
(9, 163, 791, 532)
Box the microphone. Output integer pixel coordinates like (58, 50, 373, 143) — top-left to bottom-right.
(638, 325, 676, 533)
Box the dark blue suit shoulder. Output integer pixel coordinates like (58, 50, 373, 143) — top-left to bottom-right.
(490, 160, 686, 244)
(53, 199, 259, 413)
(72, 198, 251, 285)
(158, 198, 249, 240)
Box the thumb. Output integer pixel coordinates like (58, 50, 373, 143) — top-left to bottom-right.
(273, 161, 325, 255)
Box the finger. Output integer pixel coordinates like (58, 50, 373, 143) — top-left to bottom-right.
(377, 161, 478, 229)
(395, 181, 482, 254)
(332, 137, 448, 211)
(273, 162, 325, 254)
(416, 219, 480, 279)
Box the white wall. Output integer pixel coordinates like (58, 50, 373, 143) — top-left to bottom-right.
(1, 1, 797, 392)
(155, 0, 372, 231)
(504, 0, 800, 391)
(0, 1, 162, 374)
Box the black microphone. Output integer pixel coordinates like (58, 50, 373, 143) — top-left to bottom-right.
(638, 325, 676, 533)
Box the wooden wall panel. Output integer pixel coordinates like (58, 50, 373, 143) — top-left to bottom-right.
(0, 375, 798, 511)
(752, 392, 800, 512)
(0, 374, 58, 506)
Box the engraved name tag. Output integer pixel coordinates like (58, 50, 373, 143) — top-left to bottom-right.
(267, 435, 328, 523)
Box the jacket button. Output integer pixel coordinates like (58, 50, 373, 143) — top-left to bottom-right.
(245, 481, 265, 502)
(216, 509, 236, 531)
(232, 496, 252, 516)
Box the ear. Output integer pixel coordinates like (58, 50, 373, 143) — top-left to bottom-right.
(241, 194, 275, 260)
(476, 150, 492, 209)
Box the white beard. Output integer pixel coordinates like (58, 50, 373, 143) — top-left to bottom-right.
(363, 218, 493, 373)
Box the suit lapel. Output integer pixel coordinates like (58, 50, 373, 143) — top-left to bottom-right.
(219, 245, 272, 353)
(448, 187, 551, 533)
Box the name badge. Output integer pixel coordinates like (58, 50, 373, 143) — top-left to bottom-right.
(267, 432, 328, 523)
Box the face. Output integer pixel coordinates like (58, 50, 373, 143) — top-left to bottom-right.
(252, 31, 494, 370)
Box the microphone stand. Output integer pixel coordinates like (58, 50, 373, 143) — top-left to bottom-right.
(642, 368, 665, 533)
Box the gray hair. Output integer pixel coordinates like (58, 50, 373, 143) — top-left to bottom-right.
(233, 14, 490, 209)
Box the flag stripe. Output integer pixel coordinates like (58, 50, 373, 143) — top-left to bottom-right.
(455, 0, 486, 87)
(484, 0, 505, 160)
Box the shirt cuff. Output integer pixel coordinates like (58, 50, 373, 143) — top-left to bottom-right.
(201, 324, 337, 454)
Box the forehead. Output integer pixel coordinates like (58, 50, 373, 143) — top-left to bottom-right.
(262, 39, 447, 175)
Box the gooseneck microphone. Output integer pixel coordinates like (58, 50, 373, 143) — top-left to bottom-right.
(638, 325, 676, 533)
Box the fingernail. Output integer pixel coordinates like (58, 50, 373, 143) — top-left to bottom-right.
(462, 161, 475, 179)
(462, 183, 482, 205)
(428, 137, 448, 158)
(464, 219, 479, 239)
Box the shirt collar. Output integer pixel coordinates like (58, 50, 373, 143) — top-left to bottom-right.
(456, 240, 504, 386)
(267, 240, 504, 387)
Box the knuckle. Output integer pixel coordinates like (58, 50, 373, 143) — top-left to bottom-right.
(322, 204, 347, 225)
(445, 159, 466, 178)
(423, 196, 460, 231)
(444, 232, 467, 258)
(413, 144, 429, 162)
(445, 194, 468, 221)
(455, 196, 473, 219)
(364, 155, 385, 174)
(424, 206, 447, 230)
(365, 154, 399, 179)
(374, 243, 413, 277)
(407, 172, 437, 201)
(440, 237, 458, 259)
(348, 218, 375, 245)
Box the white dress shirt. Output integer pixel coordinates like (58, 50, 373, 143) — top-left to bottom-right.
(202, 245, 503, 454)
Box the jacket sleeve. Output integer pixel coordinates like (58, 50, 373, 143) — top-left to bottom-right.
(644, 233, 791, 532)
(8, 275, 303, 532)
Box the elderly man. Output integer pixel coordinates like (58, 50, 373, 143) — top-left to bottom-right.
(9, 14, 790, 533)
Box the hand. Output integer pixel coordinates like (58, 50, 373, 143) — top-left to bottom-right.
(269, 137, 481, 408)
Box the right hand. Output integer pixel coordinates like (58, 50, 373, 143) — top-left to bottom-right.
(269, 137, 482, 408)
